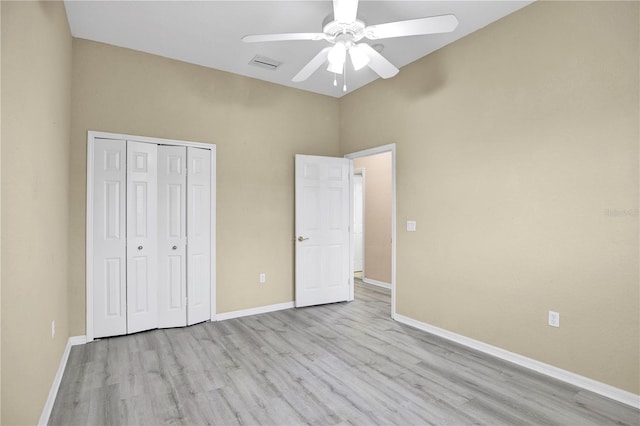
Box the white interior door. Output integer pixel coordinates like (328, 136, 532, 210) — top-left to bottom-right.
(93, 138, 127, 338)
(353, 172, 364, 273)
(295, 154, 351, 308)
(186, 147, 211, 325)
(158, 145, 187, 328)
(126, 141, 159, 334)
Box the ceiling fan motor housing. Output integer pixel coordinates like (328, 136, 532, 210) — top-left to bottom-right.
(322, 18, 366, 44)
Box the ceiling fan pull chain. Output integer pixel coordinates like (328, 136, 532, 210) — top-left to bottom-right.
(333, 73, 338, 87)
(343, 64, 347, 92)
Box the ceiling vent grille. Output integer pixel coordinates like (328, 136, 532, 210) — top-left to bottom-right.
(249, 55, 282, 71)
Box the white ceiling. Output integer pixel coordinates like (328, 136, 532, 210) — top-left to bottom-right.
(64, 1, 533, 98)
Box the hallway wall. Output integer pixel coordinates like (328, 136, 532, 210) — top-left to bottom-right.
(354, 152, 392, 284)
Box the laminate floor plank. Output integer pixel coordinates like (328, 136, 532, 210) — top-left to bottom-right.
(49, 281, 640, 425)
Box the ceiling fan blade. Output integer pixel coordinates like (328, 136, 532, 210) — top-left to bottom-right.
(357, 43, 399, 79)
(292, 47, 332, 82)
(333, 0, 359, 24)
(242, 33, 326, 43)
(365, 14, 459, 40)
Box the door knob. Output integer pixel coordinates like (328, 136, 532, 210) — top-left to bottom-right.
(172, 245, 177, 250)
(297, 236, 309, 242)
(137, 245, 143, 250)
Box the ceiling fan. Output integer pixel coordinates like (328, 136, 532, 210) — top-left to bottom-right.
(242, 0, 459, 91)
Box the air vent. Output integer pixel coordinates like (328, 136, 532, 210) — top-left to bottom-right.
(249, 55, 282, 71)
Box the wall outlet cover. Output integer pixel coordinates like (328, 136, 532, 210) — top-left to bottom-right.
(548, 311, 560, 327)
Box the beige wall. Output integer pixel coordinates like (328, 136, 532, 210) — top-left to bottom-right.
(354, 152, 392, 283)
(69, 39, 340, 335)
(1, 1, 72, 424)
(340, 1, 639, 393)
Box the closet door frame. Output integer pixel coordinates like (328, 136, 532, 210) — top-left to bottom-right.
(86, 130, 217, 342)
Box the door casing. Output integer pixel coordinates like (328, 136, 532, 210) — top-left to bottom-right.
(353, 168, 365, 275)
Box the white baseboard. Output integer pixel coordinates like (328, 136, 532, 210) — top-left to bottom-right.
(394, 314, 640, 409)
(39, 335, 87, 426)
(362, 277, 392, 289)
(216, 301, 294, 321)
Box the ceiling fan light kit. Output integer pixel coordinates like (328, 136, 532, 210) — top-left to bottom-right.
(327, 41, 347, 74)
(242, 0, 459, 92)
(349, 45, 370, 71)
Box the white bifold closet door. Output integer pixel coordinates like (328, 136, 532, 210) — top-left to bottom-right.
(127, 141, 159, 334)
(93, 139, 127, 337)
(93, 139, 211, 338)
(158, 145, 187, 328)
(186, 147, 211, 325)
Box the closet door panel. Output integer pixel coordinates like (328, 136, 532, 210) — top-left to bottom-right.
(187, 147, 211, 325)
(126, 141, 158, 334)
(93, 139, 127, 338)
(158, 145, 187, 328)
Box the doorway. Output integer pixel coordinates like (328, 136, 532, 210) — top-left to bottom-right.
(345, 144, 396, 319)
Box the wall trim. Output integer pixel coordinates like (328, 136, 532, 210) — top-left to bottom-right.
(216, 301, 295, 321)
(362, 277, 392, 290)
(394, 314, 640, 409)
(39, 335, 87, 426)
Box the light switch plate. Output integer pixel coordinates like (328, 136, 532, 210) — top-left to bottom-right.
(407, 221, 417, 232)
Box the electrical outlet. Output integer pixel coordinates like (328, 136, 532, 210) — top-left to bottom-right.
(259, 273, 266, 284)
(51, 320, 56, 339)
(548, 311, 560, 328)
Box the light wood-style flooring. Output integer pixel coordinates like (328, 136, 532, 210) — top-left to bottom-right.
(50, 281, 639, 425)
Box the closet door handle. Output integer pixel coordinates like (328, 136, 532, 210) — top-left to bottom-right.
(137, 245, 143, 250)
(172, 245, 178, 250)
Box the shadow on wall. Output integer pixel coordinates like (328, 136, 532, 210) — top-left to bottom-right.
(37, 0, 58, 19)
(399, 55, 448, 100)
